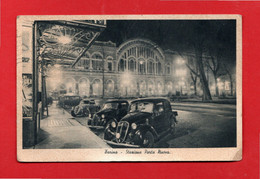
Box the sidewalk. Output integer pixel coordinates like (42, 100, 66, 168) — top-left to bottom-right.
(35, 102, 110, 149)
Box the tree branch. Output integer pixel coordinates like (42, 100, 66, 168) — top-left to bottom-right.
(186, 63, 200, 77)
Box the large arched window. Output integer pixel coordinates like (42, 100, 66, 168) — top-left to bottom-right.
(158, 62, 162, 75)
(117, 39, 165, 75)
(106, 80, 114, 96)
(166, 63, 171, 75)
(92, 79, 102, 96)
(148, 81, 155, 96)
(139, 59, 145, 74)
(128, 58, 136, 72)
(118, 59, 125, 72)
(92, 52, 103, 71)
(92, 60, 102, 71)
(148, 60, 154, 74)
(157, 82, 163, 95)
(166, 82, 173, 94)
(139, 81, 146, 96)
(78, 78, 90, 96)
(65, 78, 76, 94)
(106, 57, 113, 72)
(92, 53, 102, 59)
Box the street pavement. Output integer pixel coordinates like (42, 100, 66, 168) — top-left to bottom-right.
(35, 102, 110, 149)
(75, 102, 236, 148)
(36, 101, 237, 148)
(157, 105, 236, 148)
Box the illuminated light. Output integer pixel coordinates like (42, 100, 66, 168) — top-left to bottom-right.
(176, 69, 187, 76)
(58, 35, 72, 44)
(225, 81, 230, 90)
(178, 81, 185, 86)
(116, 133, 120, 139)
(54, 64, 61, 68)
(111, 121, 116, 128)
(177, 57, 185, 65)
(131, 123, 137, 130)
(217, 81, 224, 90)
(121, 72, 132, 86)
(47, 66, 63, 90)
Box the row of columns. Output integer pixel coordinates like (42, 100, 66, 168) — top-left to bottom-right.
(59, 78, 173, 97)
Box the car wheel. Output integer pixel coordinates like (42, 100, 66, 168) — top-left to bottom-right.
(104, 120, 117, 140)
(142, 131, 154, 148)
(83, 109, 90, 117)
(104, 124, 112, 140)
(71, 110, 76, 117)
(87, 119, 92, 125)
(74, 106, 81, 115)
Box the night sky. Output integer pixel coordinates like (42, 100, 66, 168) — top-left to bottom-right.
(97, 20, 236, 64)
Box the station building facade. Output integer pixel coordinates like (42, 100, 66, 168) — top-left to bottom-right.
(46, 38, 194, 98)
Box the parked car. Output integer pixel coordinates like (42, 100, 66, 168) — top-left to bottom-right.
(88, 100, 129, 129)
(47, 96, 53, 106)
(104, 98, 178, 148)
(58, 94, 81, 108)
(71, 99, 100, 117)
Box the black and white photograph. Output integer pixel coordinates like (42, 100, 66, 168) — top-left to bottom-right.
(17, 15, 242, 161)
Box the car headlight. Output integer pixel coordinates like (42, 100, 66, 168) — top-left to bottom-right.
(101, 114, 105, 119)
(111, 121, 116, 128)
(131, 123, 137, 130)
(116, 133, 120, 139)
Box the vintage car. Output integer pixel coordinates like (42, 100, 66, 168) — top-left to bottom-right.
(57, 94, 81, 108)
(104, 98, 178, 148)
(71, 99, 100, 117)
(88, 100, 129, 129)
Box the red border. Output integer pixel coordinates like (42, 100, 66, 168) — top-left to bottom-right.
(1, 0, 259, 178)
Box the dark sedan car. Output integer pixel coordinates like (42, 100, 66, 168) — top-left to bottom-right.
(58, 95, 81, 108)
(88, 100, 129, 129)
(104, 98, 178, 148)
(71, 99, 100, 117)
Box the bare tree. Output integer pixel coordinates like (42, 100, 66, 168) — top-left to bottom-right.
(186, 56, 199, 95)
(222, 61, 236, 96)
(174, 21, 213, 101)
(205, 50, 222, 97)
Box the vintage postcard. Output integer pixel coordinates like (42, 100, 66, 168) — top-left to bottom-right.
(17, 15, 242, 162)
